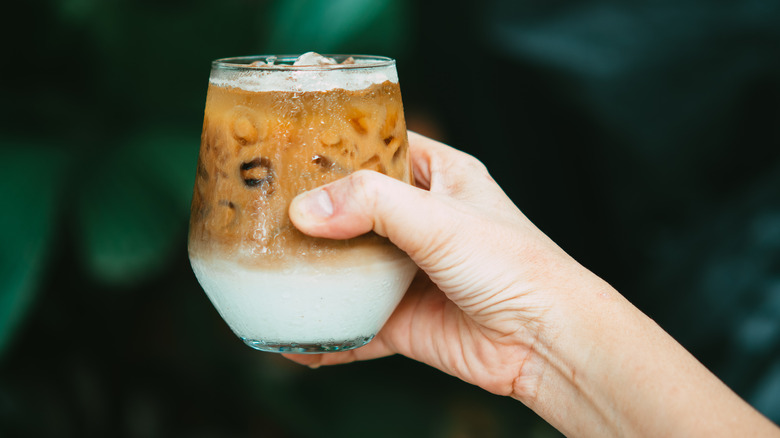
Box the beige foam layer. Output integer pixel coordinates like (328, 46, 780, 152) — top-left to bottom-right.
(209, 58, 398, 93)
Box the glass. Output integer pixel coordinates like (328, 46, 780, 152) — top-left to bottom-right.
(188, 54, 418, 353)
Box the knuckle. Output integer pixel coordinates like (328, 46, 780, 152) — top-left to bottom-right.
(460, 152, 489, 176)
(437, 151, 492, 195)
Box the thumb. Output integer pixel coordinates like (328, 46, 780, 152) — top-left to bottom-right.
(287, 144, 555, 335)
(288, 170, 462, 267)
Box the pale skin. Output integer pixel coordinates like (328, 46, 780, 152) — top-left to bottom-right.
(285, 132, 780, 437)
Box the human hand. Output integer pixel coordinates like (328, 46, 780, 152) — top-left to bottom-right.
(284, 131, 590, 399)
(284, 132, 780, 437)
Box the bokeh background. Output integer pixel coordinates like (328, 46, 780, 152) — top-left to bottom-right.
(2, 0, 780, 436)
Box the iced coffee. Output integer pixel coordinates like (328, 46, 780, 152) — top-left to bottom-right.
(188, 53, 418, 353)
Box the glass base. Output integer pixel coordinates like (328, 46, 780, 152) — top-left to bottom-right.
(241, 335, 374, 354)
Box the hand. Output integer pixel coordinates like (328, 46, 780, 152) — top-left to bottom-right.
(285, 132, 780, 437)
(285, 131, 586, 399)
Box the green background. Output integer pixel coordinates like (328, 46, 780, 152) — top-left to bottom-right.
(1, 0, 779, 436)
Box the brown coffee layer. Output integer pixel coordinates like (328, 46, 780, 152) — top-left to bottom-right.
(188, 81, 411, 268)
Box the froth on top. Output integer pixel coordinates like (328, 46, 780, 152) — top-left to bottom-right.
(209, 53, 398, 93)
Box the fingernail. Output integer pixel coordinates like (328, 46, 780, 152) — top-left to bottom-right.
(298, 189, 334, 219)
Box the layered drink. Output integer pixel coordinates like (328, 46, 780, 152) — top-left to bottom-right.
(188, 53, 418, 353)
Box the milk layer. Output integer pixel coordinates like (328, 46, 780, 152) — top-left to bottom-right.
(190, 254, 418, 344)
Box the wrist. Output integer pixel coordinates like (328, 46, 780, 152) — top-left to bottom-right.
(511, 268, 627, 436)
(514, 266, 778, 437)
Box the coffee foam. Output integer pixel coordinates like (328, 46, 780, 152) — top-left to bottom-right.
(190, 254, 418, 343)
(209, 57, 398, 93)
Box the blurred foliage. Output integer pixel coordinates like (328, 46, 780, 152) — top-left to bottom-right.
(0, 145, 66, 354)
(74, 128, 197, 284)
(1, 0, 779, 435)
(265, 0, 409, 54)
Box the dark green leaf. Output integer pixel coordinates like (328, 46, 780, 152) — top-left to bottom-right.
(0, 143, 65, 356)
(74, 129, 198, 286)
(131, 128, 200, 216)
(265, 0, 408, 54)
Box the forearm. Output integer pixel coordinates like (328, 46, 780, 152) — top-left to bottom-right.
(517, 271, 779, 437)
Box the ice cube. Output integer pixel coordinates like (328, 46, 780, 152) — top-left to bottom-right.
(294, 52, 337, 66)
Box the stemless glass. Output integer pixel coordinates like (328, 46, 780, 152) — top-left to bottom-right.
(188, 54, 418, 353)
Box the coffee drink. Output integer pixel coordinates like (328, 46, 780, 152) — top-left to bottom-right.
(188, 53, 418, 353)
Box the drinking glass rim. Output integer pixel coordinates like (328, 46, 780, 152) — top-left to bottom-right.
(212, 54, 395, 71)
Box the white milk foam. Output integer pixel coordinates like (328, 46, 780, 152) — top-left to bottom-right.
(190, 255, 418, 343)
(209, 55, 398, 93)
